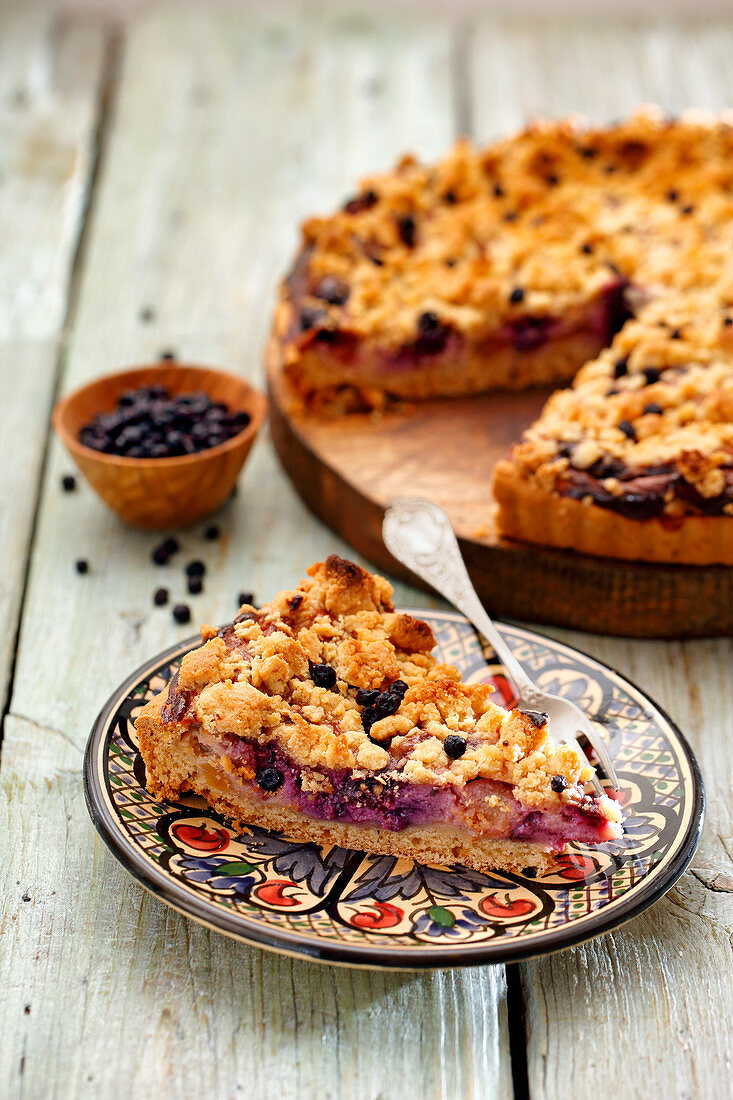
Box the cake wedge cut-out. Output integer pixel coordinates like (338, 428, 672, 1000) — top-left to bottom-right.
(137, 556, 622, 875)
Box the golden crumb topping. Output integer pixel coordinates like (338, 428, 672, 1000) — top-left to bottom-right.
(282, 108, 733, 355)
(160, 555, 616, 819)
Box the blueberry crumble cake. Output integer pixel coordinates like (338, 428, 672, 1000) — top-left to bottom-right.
(137, 556, 622, 874)
(271, 108, 733, 563)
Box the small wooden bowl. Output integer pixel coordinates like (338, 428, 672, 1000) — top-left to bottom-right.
(52, 364, 267, 529)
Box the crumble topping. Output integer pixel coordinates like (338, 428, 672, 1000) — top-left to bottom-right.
(282, 108, 733, 355)
(162, 556, 614, 818)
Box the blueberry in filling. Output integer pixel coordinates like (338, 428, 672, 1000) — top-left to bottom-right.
(309, 661, 338, 690)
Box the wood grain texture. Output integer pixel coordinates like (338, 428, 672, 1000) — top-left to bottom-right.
(0, 8, 107, 712)
(0, 6, 514, 1099)
(469, 16, 733, 1099)
(268, 346, 733, 638)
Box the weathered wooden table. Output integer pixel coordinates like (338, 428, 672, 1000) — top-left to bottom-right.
(1, 4, 731, 1097)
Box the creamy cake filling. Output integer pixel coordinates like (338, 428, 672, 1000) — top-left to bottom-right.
(179, 726, 618, 851)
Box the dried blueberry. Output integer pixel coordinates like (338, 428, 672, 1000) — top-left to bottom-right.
(289, 594, 304, 610)
(581, 242, 594, 255)
(618, 419, 637, 440)
(509, 287, 525, 304)
(444, 735, 467, 759)
(521, 710, 549, 728)
(257, 767, 284, 792)
(172, 603, 191, 624)
(153, 587, 169, 606)
(309, 662, 337, 690)
(356, 688, 380, 708)
(373, 691, 401, 718)
(666, 189, 678, 202)
(550, 774, 568, 793)
(300, 305, 327, 331)
(75, 559, 89, 575)
(388, 679, 408, 697)
(396, 214, 416, 247)
(237, 591, 254, 606)
(643, 402, 663, 415)
(61, 475, 76, 492)
(361, 707, 378, 734)
(670, 328, 682, 340)
(185, 560, 205, 577)
(315, 276, 350, 306)
(613, 357, 628, 378)
(642, 366, 660, 384)
(492, 182, 505, 197)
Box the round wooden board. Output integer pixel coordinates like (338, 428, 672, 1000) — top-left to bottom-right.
(267, 348, 733, 638)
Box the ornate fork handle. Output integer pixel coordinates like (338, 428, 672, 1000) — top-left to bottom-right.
(382, 497, 545, 709)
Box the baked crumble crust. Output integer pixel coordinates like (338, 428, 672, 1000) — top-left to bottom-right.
(281, 108, 733, 360)
(137, 556, 617, 822)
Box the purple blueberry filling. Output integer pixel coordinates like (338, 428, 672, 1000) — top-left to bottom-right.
(207, 733, 614, 846)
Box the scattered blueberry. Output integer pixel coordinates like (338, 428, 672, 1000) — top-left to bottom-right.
(204, 525, 219, 540)
(509, 287, 525, 304)
(642, 367, 661, 384)
(444, 734, 467, 759)
(670, 328, 682, 339)
(492, 182, 505, 197)
(643, 402, 663, 415)
(613, 357, 628, 378)
(551, 774, 569, 793)
(257, 767, 284, 792)
(153, 587, 169, 606)
(522, 866, 538, 878)
(289, 594, 304, 610)
(356, 688, 381, 707)
(61, 475, 76, 492)
(172, 603, 191, 624)
(163, 537, 179, 554)
(309, 662, 337, 690)
(187, 576, 203, 595)
(618, 419, 637, 440)
(581, 242, 594, 255)
(666, 189, 678, 202)
(78, 385, 249, 458)
(185, 560, 205, 577)
(681, 204, 694, 215)
(159, 350, 177, 360)
(388, 680, 408, 697)
(724, 317, 733, 328)
(444, 189, 457, 204)
(152, 541, 172, 565)
(237, 591, 254, 607)
(75, 559, 89, 575)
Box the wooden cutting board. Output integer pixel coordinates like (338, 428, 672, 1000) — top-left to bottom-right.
(267, 347, 733, 638)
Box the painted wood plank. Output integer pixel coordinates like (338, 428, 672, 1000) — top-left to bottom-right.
(0, 7, 107, 713)
(1, 7, 514, 1099)
(469, 16, 733, 1099)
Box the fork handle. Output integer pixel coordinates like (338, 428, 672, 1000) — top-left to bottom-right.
(382, 498, 547, 712)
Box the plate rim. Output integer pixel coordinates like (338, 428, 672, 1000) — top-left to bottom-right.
(83, 612, 705, 969)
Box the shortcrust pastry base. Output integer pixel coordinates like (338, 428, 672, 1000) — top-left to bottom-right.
(493, 459, 733, 565)
(138, 691, 555, 876)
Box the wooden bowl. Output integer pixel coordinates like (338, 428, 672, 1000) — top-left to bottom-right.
(52, 365, 267, 529)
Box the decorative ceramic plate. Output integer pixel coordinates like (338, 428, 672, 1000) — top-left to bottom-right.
(84, 611, 704, 969)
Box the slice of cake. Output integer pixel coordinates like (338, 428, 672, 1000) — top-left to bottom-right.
(137, 556, 622, 875)
(494, 291, 733, 564)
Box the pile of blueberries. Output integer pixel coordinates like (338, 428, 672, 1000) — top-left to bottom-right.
(78, 384, 251, 458)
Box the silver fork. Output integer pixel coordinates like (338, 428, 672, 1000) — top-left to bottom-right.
(382, 497, 619, 795)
